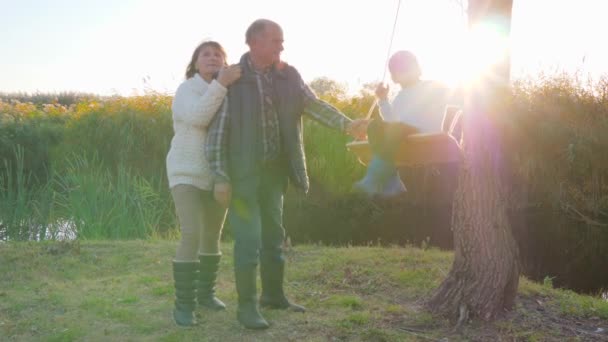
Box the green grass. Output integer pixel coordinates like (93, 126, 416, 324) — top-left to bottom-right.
(520, 277, 608, 318)
(1, 240, 606, 341)
(55, 156, 169, 239)
(0, 150, 175, 241)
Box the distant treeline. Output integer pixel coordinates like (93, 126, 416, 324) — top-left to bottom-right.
(0, 91, 100, 107)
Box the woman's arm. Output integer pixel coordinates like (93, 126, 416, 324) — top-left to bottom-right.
(171, 65, 241, 128)
(171, 80, 227, 128)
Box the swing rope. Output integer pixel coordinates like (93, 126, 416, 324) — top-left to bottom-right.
(365, 0, 403, 120)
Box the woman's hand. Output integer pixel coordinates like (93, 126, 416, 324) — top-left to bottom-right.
(217, 65, 242, 87)
(375, 82, 389, 100)
(213, 182, 232, 208)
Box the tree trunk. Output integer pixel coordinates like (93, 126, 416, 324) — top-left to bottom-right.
(427, 0, 518, 323)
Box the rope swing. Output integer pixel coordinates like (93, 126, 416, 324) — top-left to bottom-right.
(365, 0, 403, 120)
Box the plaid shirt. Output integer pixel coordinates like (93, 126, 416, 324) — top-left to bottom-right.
(206, 62, 351, 183)
(255, 63, 281, 162)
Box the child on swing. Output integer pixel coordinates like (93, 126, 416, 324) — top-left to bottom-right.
(353, 50, 459, 197)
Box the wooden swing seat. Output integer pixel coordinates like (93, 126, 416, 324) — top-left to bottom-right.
(347, 132, 461, 166)
(347, 107, 463, 167)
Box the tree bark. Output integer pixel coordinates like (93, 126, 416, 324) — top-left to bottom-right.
(427, 0, 518, 323)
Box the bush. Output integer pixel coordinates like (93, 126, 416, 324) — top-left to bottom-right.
(2, 74, 608, 243)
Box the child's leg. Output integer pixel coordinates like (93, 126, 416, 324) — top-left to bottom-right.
(353, 155, 397, 195)
(353, 119, 412, 196)
(381, 171, 407, 196)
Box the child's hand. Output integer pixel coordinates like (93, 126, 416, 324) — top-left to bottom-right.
(375, 83, 389, 100)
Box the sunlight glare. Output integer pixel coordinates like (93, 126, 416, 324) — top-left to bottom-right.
(462, 22, 510, 85)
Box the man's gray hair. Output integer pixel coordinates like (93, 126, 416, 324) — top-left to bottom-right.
(245, 19, 280, 45)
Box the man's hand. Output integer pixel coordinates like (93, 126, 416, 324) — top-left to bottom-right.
(346, 119, 370, 141)
(375, 82, 389, 100)
(213, 182, 232, 208)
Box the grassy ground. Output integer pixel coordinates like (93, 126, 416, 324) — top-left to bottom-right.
(1, 240, 607, 342)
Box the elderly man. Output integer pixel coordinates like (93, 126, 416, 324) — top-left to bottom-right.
(206, 19, 367, 329)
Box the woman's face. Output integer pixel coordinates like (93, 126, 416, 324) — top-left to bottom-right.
(195, 46, 225, 77)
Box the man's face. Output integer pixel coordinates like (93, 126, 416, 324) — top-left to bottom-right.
(250, 24, 284, 66)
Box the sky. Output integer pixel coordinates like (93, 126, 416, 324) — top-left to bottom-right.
(1, 0, 607, 96)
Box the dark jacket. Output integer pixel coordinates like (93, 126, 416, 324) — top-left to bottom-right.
(226, 53, 309, 192)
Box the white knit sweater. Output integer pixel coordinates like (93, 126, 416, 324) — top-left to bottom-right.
(166, 74, 227, 190)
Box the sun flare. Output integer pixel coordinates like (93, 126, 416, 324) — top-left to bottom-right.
(436, 22, 510, 88)
(421, 23, 509, 87)
(466, 23, 510, 76)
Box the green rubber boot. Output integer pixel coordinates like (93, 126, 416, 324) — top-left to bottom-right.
(197, 254, 226, 310)
(235, 266, 269, 329)
(260, 257, 306, 312)
(172, 261, 198, 326)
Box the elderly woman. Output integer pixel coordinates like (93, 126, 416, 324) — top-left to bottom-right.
(166, 40, 240, 326)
